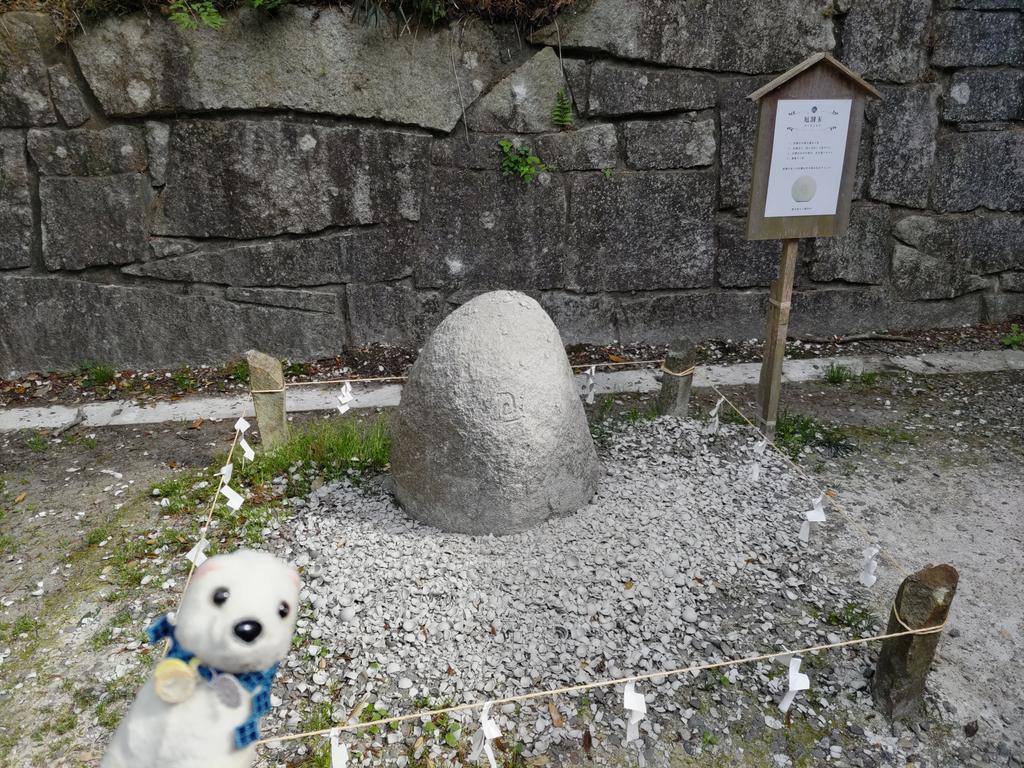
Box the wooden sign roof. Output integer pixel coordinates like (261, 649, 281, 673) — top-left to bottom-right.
(747, 52, 881, 102)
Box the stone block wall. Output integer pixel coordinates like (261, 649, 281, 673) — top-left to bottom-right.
(1, 1, 1022, 373)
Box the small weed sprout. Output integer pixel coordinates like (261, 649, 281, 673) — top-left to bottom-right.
(80, 362, 116, 389)
(498, 140, 547, 184)
(1001, 323, 1024, 349)
(551, 89, 573, 129)
(824, 363, 854, 384)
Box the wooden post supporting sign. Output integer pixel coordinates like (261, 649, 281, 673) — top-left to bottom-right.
(745, 53, 880, 437)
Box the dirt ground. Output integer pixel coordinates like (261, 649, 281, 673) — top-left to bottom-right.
(0, 365, 1021, 766)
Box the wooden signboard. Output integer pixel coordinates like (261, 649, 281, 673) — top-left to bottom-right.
(745, 53, 880, 436)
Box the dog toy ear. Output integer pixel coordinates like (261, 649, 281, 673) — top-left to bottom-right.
(287, 568, 301, 590)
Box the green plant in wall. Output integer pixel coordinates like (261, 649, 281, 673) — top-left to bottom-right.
(498, 140, 547, 184)
(168, 0, 226, 30)
(551, 89, 573, 130)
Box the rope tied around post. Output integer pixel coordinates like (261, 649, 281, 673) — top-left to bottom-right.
(660, 364, 696, 378)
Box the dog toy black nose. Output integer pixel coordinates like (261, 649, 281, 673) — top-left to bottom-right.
(233, 620, 263, 643)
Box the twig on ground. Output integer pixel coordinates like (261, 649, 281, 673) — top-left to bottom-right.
(793, 333, 915, 345)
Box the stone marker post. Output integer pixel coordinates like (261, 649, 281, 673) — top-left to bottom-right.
(656, 337, 697, 418)
(246, 350, 288, 450)
(872, 564, 959, 721)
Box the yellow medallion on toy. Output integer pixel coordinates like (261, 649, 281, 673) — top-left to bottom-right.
(153, 658, 199, 704)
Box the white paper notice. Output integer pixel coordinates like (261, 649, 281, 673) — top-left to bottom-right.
(764, 99, 852, 218)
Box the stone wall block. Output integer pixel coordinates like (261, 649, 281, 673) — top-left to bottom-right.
(40, 175, 148, 271)
(28, 126, 147, 176)
(145, 121, 170, 186)
(789, 288, 888, 336)
(623, 115, 716, 170)
(945, 70, 1024, 123)
(717, 218, 781, 288)
(1002, 271, 1024, 293)
(569, 171, 716, 291)
(159, 120, 430, 238)
(127, 228, 416, 287)
(809, 203, 893, 284)
(346, 283, 445, 347)
(467, 47, 565, 133)
(585, 61, 717, 116)
(539, 292, 618, 343)
(47, 65, 90, 127)
(894, 213, 1024, 273)
(0, 131, 34, 269)
(414, 168, 566, 291)
(719, 76, 770, 210)
(0, 15, 56, 127)
(869, 85, 940, 209)
(932, 132, 1024, 212)
(71, 7, 516, 132)
(891, 244, 969, 299)
(532, 0, 834, 73)
(535, 125, 619, 171)
(0, 274, 347, 372)
(932, 11, 1024, 67)
(842, 0, 930, 82)
(614, 292, 768, 344)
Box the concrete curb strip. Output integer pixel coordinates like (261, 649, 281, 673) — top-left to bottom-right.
(1, 349, 1021, 433)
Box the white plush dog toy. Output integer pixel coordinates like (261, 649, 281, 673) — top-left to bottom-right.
(102, 549, 301, 768)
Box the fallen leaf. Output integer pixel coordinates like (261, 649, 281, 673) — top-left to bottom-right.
(608, 353, 627, 363)
(547, 701, 564, 728)
(189, 418, 204, 430)
(623, 579, 635, 590)
(582, 729, 593, 759)
(14, 492, 27, 504)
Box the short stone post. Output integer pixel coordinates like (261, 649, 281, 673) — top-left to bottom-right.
(872, 564, 959, 721)
(656, 337, 697, 418)
(246, 350, 288, 450)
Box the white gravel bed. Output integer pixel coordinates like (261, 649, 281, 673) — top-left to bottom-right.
(258, 418, 929, 767)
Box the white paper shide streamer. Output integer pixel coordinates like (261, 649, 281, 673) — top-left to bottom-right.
(468, 702, 501, 768)
(799, 493, 827, 543)
(185, 536, 209, 567)
(750, 438, 767, 482)
(337, 382, 354, 415)
(219, 484, 244, 512)
(234, 416, 250, 434)
(623, 680, 647, 744)
(859, 547, 880, 587)
(583, 365, 597, 405)
(778, 656, 810, 714)
(329, 728, 349, 768)
(705, 397, 725, 436)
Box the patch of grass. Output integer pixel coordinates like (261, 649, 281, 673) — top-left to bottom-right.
(80, 362, 116, 389)
(226, 359, 250, 382)
(171, 368, 198, 391)
(66, 433, 99, 449)
(774, 412, 819, 458)
(826, 601, 876, 632)
(824, 363, 854, 384)
(1000, 323, 1024, 349)
(85, 526, 110, 547)
(857, 370, 880, 386)
(25, 432, 49, 453)
(284, 361, 311, 377)
(235, 415, 391, 497)
(775, 412, 855, 459)
(0, 534, 15, 554)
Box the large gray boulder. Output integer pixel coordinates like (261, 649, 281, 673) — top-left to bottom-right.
(391, 291, 599, 535)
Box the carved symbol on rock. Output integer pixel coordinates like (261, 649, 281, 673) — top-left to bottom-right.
(495, 391, 524, 423)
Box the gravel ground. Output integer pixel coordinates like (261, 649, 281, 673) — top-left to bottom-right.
(1, 367, 1021, 767)
(251, 415, 1003, 768)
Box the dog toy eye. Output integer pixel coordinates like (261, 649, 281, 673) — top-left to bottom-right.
(212, 587, 230, 606)
(277, 601, 290, 619)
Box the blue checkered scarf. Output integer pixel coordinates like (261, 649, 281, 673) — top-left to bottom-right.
(147, 615, 279, 749)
